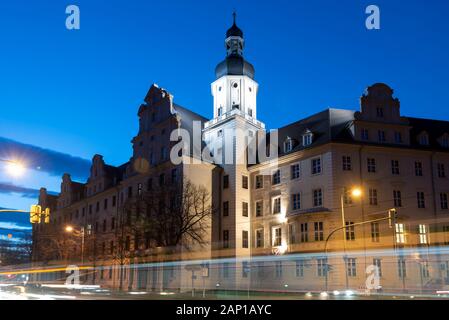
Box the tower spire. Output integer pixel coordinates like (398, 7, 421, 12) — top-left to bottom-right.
(233, 10, 236, 25)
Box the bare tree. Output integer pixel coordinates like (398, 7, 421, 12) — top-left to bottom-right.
(114, 178, 215, 290)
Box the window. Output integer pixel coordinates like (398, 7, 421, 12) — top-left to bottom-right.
(222, 263, 229, 278)
(361, 128, 369, 141)
(443, 226, 449, 245)
(288, 223, 296, 244)
(371, 222, 380, 242)
(104, 198, 108, 210)
(275, 261, 283, 278)
(272, 226, 282, 247)
(418, 224, 428, 244)
(346, 221, 355, 241)
(102, 219, 107, 232)
(342, 156, 352, 171)
(394, 131, 403, 143)
(420, 260, 430, 278)
(367, 158, 376, 173)
(255, 201, 263, 217)
(391, 160, 400, 175)
(295, 260, 305, 277)
(419, 134, 429, 146)
(343, 187, 353, 205)
(171, 169, 178, 183)
(112, 196, 116, 207)
(159, 174, 165, 187)
(300, 223, 308, 243)
(110, 241, 114, 255)
(96, 202, 100, 213)
(369, 188, 378, 206)
(311, 158, 321, 175)
(223, 230, 229, 248)
(303, 133, 313, 146)
(441, 136, 449, 148)
(438, 163, 446, 178)
(217, 107, 222, 117)
(242, 175, 248, 189)
(255, 229, 263, 248)
(398, 258, 407, 278)
(291, 164, 300, 179)
(376, 107, 384, 118)
(125, 236, 131, 251)
(242, 230, 249, 248)
(223, 201, 229, 217)
(440, 193, 448, 210)
(313, 189, 323, 207)
(393, 190, 402, 207)
(272, 197, 281, 214)
(242, 202, 248, 217)
(346, 258, 357, 277)
(317, 258, 327, 277)
(272, 170, 281, 185)
(314, 222, 324, 241)
(396, 224, 405, 244)
(415, 161, 423, 176)
(255, 175, 263, 189)
(284, 139, 293, 153)
(373, 258, 383, 277)
(223, 175, 229, 189)
(292, 193, 301, 211)
(111, 217, 115, 230)
(417, 192, 426, 208)
(378, 130, 386, 143)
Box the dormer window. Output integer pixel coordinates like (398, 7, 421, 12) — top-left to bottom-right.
(376, 107, 384, 118)
(284, 138, 293, 153)
(302, 130, 313, 146)
(440, 134, 449, 148)
(418, 132, 429, 146)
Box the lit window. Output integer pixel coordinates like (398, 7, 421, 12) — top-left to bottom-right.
(418, 224, 428, 244)
(395, 224, 406, 244)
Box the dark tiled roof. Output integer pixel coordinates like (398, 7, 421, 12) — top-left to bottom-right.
(407, 117, 449, 150)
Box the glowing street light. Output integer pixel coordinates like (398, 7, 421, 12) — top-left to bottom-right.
(351, 188, 362, 198)
(0, 159, 26, 177)
(65, 226, 74, 233)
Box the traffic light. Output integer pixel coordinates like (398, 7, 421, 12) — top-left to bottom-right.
(44, 208, 51, 224)
(388, 208, 397, 228)
(30, 205, 42, 224)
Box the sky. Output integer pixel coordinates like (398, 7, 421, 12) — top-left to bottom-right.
(0, 0, 449, 216)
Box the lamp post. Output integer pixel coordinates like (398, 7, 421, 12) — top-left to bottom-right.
(65, 225, 85, 265)
(339, 187, 362, 290)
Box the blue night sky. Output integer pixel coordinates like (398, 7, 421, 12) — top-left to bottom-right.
(0, 0, 449, 216)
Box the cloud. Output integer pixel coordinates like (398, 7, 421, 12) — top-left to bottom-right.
(0, 182, 56, 199)
(0, 221, 32, 231)
(0, 137, 90, 180)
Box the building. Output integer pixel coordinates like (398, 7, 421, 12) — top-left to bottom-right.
(33, 16, 449, 294)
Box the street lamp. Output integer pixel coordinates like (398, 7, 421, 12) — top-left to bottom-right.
(65, 225, 85, 265)
(0, 158, 26, 177)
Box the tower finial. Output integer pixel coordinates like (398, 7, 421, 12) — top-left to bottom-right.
(233, 10, 236, 25)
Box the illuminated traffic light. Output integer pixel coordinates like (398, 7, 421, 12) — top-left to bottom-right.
(30, 205, 42, 224)
(388, 208, 397, 228)
(44, 208, 51, 224)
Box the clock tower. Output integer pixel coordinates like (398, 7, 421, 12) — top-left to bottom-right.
(204, 13, 265, 260)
